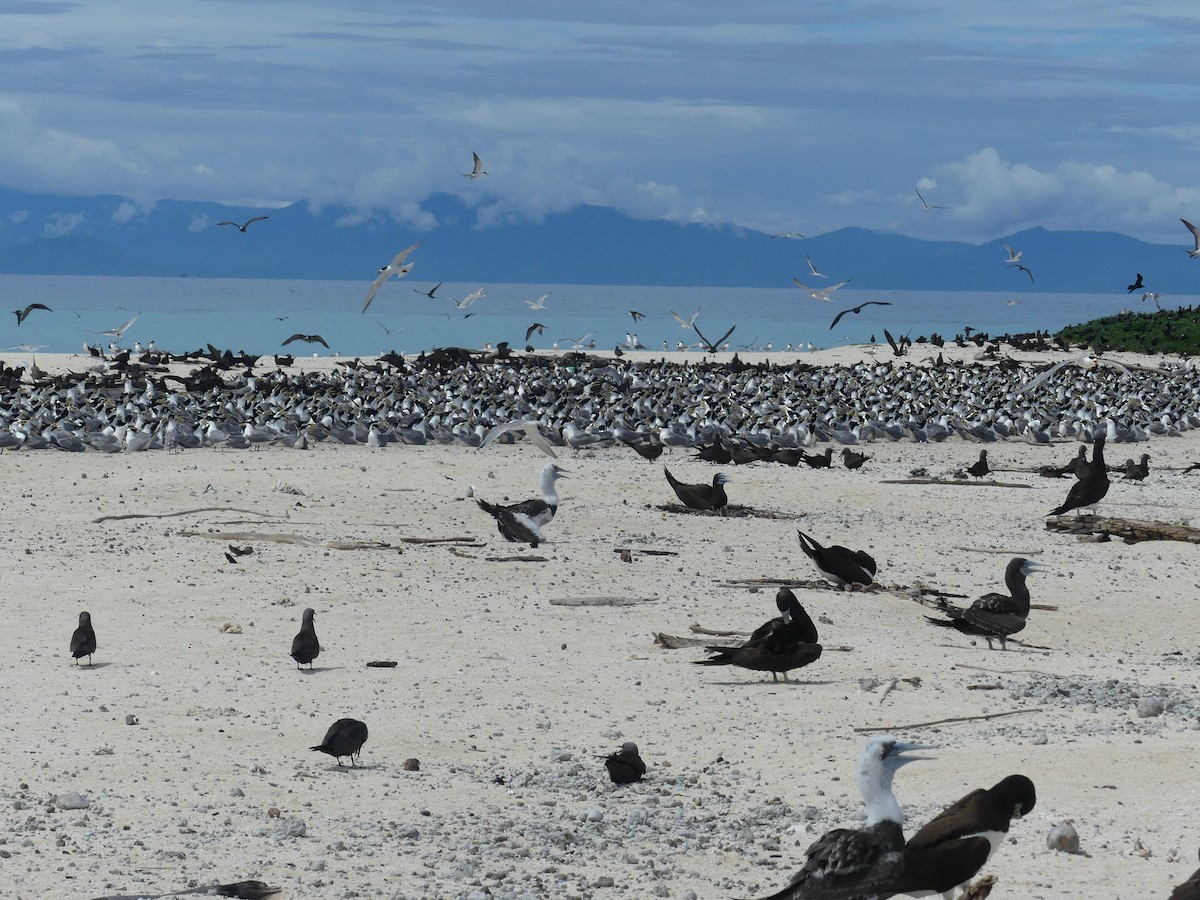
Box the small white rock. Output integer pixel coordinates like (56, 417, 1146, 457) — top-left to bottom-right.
(1048, 822, 1081, 853)
(54, 792, 89, 810)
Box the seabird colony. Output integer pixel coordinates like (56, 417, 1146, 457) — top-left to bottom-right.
(2, 347, 1200, 452)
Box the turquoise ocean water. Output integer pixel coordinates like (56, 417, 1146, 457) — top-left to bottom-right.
(0, 274, 1188, 358)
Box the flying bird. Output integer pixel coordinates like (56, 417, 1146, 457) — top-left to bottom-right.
(375, 319, 398, 335)
(1008, 263, 1034, 283)
(1126, 273, 1144, 293)
(1001, 243, 1022, 263)
(1182, 218, 1200, 258)
(449, 287, 486, 310)
(413, 281, 443, 299)
(770, 231, 805, 239)
(1017, 354, 1130, 395)
(884, 329, 909, 357)
(523, 292, 550, 310)
(465, 151, 488, 179)
(525, 322, 545, 342)
(362, 241, 421, 312)
(282, 333, 329, 348)
(217, 216, 269, 232)
(89, 312, 141, 339)
(13, 302, 51, 325)
(793, 277, 852, 302)
(671, 308, 701, 329)
(829, 301, 892, 330)
(693, 322, 736, 353)
(915, 187, 946, 210)
(628, 310, 646, 321)
(806, 254, 827, 278)
(478, 419, 559, 459)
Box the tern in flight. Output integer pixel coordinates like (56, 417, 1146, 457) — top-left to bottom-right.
(915, 187, 946, 210)
(362, 241, 421, 312)
(449, 287, 486, 310)
(414, 281, 443, 299)
(89, 312, 140, 339)
(524, 292, 550, 310)
(770, 231, 805, 239)
(1002, 243, 1022, 263)
(671, 308, 701, 328)
(829, 301, 892, 330)
(557, 333, 594, 349)
(793, 277, 852, 301)
(217, 216, 269, 232)
(806, 254, 827, 278)
(1181, 218, 1200, 258)
(465, 152, 488, 180)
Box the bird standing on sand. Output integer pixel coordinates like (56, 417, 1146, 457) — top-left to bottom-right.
(601, 742, 647, 784)
(70, 611, 96, 665)
(1123, 453, 1150, 481)
(476, 461, 568, 544)
(14, 303, 51, 325)
(967, 449, 990, 479)
(842, 448, 871, 469)
(797, 530, 876, 587)
(362, 241, 421, 312)
(881, 775, 1036, 899)
(926, 557, 1045, 650)
(749, 734, 932, 900)
(664, 466, 729, 515)
(311, 718, 368, 767)
(290, 608, 319, 669)
(695, 588, 822, 682)
(1048, 435, 1109, 516)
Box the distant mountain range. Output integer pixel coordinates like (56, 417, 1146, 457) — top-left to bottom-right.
(0, 186, 1197, 294)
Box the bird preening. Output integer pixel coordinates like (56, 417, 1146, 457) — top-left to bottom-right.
(311, 718, 368, 767)
(695, 588, 822, 682)
(601, 742, 647, 785)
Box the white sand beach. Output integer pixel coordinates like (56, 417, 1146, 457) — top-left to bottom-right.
(1, 350, 1198, 899)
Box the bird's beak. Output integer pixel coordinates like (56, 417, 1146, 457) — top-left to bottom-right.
(892, 741, 937, 765)
(1023, 561, 1050, 574)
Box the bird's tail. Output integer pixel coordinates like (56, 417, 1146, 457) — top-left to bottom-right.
(310, 744, 326, 752)
(663, 465, 681, 488)
(925, 615, 956, 628)
(476, 498, 499, 517)
(693, 649, 735, 666)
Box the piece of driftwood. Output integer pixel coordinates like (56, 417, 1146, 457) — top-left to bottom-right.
(1045, 514, 1200, 544)
(179, 530, 395, 550)
(690, 622, 751, 637)
(94, 506, 275, 523)
(953, 546, 1044, 556)
(953, 663, 1060, 677)
(967, 684, 1003, 690)
(854, 707, 1041, 733)
(658, 503, 804, 520)
(93, 880, 280, 900)
(880, 478, 1032, 489)
(550, 596, 652, 607)
(486, 554, 547, 562)
(400, 535, 480, 544)
(614, 547, 680, 557)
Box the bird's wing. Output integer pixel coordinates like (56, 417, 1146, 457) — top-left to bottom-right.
(884, 329, 900, 354)
(281, 334, 304, 346)
(362, 271, 391, 312)
(246, 216, 269, 227)
(829, 309, 848, 330)
(825, 278, 852, 295)
(791, 278, 811, 292)
(30, 303, 52, 312)
(217, 221, 238, 227)
(670, 310, 688, 327)
(115, 313, 140, 335)
(1182, 218, 1200, 247)
(313, 335, 329, 348)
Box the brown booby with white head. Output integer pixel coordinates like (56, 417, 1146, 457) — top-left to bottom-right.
(926, 558, 1045, 650)
(664, 466, 730, 515)
(797, 530, 876, 587)
(880, 774, 1036, 899)
(747, 735, 932, 900)
(695, 588, 823, 682)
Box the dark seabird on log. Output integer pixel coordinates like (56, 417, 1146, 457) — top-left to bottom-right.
(1170, 850, 1200, 900)
(1047, 435, 1109, 516)
(664, 466, 730, 515)
(695, 588, 822, 682)
(797, 530, 877, 587)
(880, 774, 1036, 899)
(311, 718, 368, 766)
(966, 449, 989, 479)
(70, 610, 96, 665)
(926, 557, 1045, 650)
(477, 461, 568, 543)
(601, 741, 647, 784)
(748, 734, 932, 900)
(842, 448, 871, 470)
(290, 607, 319, 669)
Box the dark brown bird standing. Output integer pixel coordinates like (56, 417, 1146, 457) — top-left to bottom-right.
(311, 718, 368, 766)
(694, 588, 823, 682)
(70, 611, 96, 665)
(966, 449, 989, 479)
(290, 607, 319, 669)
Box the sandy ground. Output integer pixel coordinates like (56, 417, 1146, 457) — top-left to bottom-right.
(1, 351, 1198, 899)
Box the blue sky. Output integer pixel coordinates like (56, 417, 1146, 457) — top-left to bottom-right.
(2, 0, 1200, 244)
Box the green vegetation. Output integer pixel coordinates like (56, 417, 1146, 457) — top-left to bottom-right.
(1056, 306, 1200, 354)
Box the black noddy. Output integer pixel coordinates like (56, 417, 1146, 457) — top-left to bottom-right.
(290, 607, 319, 669)
(70, 611, 96, 665)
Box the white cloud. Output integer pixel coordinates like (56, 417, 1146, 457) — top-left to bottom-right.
(44, 211, 85, 237)
(10, 209, 28, 224)
(112, 198, 153, 223)
(187, 212, 210, 232)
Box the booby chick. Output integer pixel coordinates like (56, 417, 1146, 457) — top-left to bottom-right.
(797, 530, 877, 587)
(70, 610, 96, 665)
(290, 607, 319, 669)
(748, 734, 932, 900)
(664, 466, 730, 515)
(926, 557, 1044, 650)
(311, 718, 368, 767)
(477, 462, 568, 544)
(695, 588, 822, 682)
(881, 774, 1036, 899)
(1047, 435, 1109, 516)
(601, 742, 647, 785)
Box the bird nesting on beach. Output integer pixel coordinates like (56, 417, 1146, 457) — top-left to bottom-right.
(70, 611, 96, 665)
(842, 448, 871, 470)
(601, 742, 647, 785)
(694, 588, 822, 682)
(802, 448, 833, 469)
(797, 530, 876, 587)
(926, 557, 1045, 650)
(664, 466, 730, 515)
(311, 718, 368, 767)
(1123, 453, 1150, 481)
(290, 607, 319, 669)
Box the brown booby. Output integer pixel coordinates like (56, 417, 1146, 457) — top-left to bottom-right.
(290, 607, 319, 669)
(925, 558, 1045, 650)
(311, 718, 368, 767)
(880, 774, 1036, 899)
(70, 610, 96, 665)
(695, 588, 823, 682)
(749, 735, 932, 900)
(797, 530, 877, 587)
(601, 742, 647, 785)
(664, 466, 730, 515)
(1047, 435, 1109, 516)
(477, 461, 568, 543)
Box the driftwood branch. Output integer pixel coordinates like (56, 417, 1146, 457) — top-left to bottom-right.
(880, 478, 1032, 489)
(658, 503, 805, 520)
(690, 622, 751, 637)
(94, 506, 276, 523)
(486, 554, 547, 562)
(399, 535, 480, 544)
(614, 547, 680, 557)
(854, 707, 1041, 733)
(550, 596, 653, 607)
(179, 530, 395, 550)
(1045, 514, 1200, 544)
(953, 546, 1044, 555)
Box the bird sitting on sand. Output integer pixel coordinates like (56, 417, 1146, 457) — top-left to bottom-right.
(476, 461, 568, 545)
(881, 774, 1036, 899)
(1047, 435, 1109, 516)
(290, 608, 319, 669)
(601, 742, 647, 784)
(801, 448, 833, 469)
(311, 718, 368, 767)
(842, 448, 871, 470)
(966, 449, 990, 479)
(797, 530, 876, 587)
(694, 588, 822, 682)
(1123, 453, 1150, 481)
(70, 611, 96, 665)
(926, 557, 1045, 650)
(749, 734, 932, 900)
(664, 466, 730, 515)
